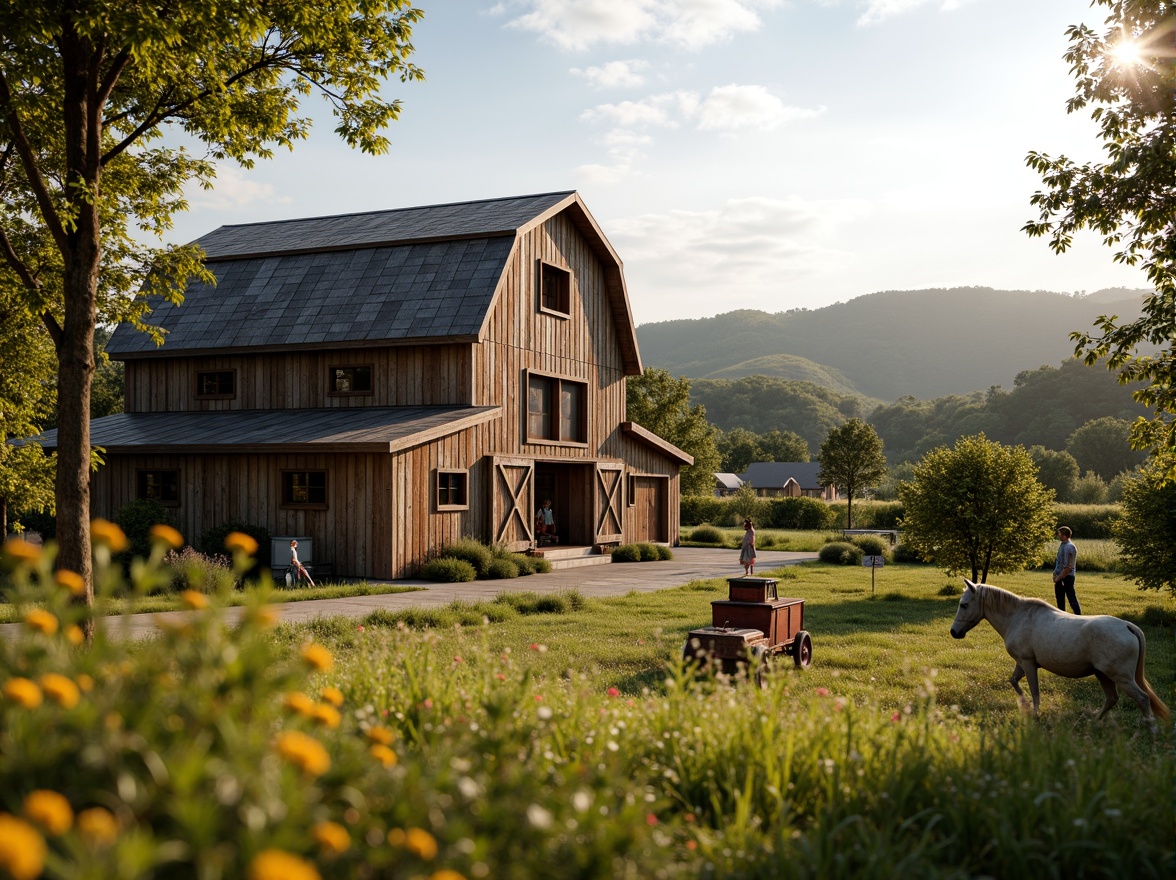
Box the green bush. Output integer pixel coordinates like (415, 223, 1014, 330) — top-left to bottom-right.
(764, 497, 839, 530)
(680, 495, 730, 527)
(514, 553, 551, 574)
(636, 542, 660, 561)
(115, 499, 173, 562)
(654, 544, 674, 560)
(438, 537, 493, 577)
(818, 541, 864, 565)
(611, 544, 642, 562)
(419, 557, 477, 582)
(495, 589, 585, 614)
(199, 519, 271, 570)
(1053, 503, 1121, 539)
(850, 535, 890, 557)
(163, 546, 233, 593)
(827, 500, 904, 530)
(689, 524, 726, 544)
(892, 543, 924, 564)
(486, 557, 520, 579)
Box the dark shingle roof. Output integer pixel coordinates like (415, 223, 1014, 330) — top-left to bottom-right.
(27, 406, 500, 453)
(741, 462, 827, 490)
(106, 192, 577, 357)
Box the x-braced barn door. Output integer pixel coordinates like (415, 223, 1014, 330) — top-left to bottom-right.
(492, 456, 534, 550)
(595, 463, 624, 544)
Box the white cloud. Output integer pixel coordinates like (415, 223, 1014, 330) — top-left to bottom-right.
(507, 0, 782, 51)
(857, 0, 975, 27)
(190, 166, 292, 211)
(570, 59, 651, 89)
(580, 91, 699, 128)
(697, 84, 825, 131)
(574, 129, 654, 184)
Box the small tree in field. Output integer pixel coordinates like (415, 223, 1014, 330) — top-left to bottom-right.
(899, 435, 1055, 583)
(817, 419, 887, 529)
(1115, 460, 1176, 597)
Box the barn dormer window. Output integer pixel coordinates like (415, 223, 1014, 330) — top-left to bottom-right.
(195, 369, 236, 400)
(330, 365, 373, 396)
(526, 372, 586, 444)
(538, 261, 571, 316)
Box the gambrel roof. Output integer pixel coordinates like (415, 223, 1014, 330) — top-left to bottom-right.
(106, 191, 642, 373)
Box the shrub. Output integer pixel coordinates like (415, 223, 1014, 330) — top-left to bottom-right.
(654, 544, 674, 560)
(680, 495, 730, 527)
(636, 542, 660, 561)
(892, 543, 924, 563)
(419, 557, 477, 582)
(1053, 503, 1120, 540)
(438, 537, 493, 577)
(495, 590, 585, 614)
(199, 519, 271, 571)
(818, 541, 864, 565)
(515, 554, 551, 574)
(163, 546, 234, 592)
(764, 497, 839, 530)
(689, 524, 726, 544)
(486, 557, 520, 579)
(611, 544, 642, 562)
(115, 499, 173, 562)
(851, 535, 890, 557)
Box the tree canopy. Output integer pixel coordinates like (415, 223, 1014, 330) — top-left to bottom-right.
(1024, 0, 1176, 478)
(626, 368, 721, 497)
(716, 427, 809, 473)
(898, 435, 1055, 583)
(1114, 458, 1176, 596)
(0, 0, 424, 607)
(817, 419, 887, 530)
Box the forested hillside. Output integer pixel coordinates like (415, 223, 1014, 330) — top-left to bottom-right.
(637, 287, 1147, 400)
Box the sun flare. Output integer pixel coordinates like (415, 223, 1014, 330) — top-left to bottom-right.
(1108, 39, 1144, 67)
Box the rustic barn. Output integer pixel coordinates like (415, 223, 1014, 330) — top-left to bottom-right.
(741, 462, 838, 501)
(36, 192, 691, 578)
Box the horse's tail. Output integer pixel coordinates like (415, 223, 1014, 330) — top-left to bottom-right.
(1127, 621, 1171, 722)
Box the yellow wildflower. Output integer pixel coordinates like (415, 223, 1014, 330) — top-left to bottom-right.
(2, 538, 41, 563)
(0, 814, 46, 880)
(283, 692, 315, 717)
(366, 725, 395, 745)
(76, 807, 118, 846)
(370, 744, 398, 768)
(319, 686, 344, 707)
(25, 609, 58, 636)
(66, 626, 85, 647)
(23, 790, 73, 836)
(76, 674, 94, 693)
(39, 674, 80, 709)
(55, 569, 86, 596)
(275, 731, 331, 776)
(310, 703, 341, 729)
(248, 849, 321, 880)
(225, 532, 259, 555)
(150, 524, 184, 549)
(404, 828, 439, 861)
(430, 872, 468, 880)
(180, 590, 208, 610)
(387, 828, 405, 846)
(90, 520, 128, 552)
(312, 821, 351, 856)
(301, 644, 333, 672)
(251, 606, 280, 628)
(3, 678, 42, 709)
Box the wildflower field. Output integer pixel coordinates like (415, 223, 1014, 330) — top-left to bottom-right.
(1, 527, 1172, 879)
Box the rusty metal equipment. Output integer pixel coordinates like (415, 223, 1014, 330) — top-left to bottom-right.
(683, 576, 812, 686)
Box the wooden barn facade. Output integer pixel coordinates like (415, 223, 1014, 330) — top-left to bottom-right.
(45, 192, 691, 578)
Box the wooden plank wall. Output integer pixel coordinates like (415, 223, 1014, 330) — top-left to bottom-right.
(123, 344, 472, 412)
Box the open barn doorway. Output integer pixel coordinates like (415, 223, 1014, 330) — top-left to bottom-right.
(534, 462, 593, 547)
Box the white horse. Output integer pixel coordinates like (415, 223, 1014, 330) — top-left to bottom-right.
(950, 579, 1170, 728)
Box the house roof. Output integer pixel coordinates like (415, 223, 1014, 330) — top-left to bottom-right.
(26, 406, 501, 455)
(620, 422, 694, 465)
(106, 191, 642, 373)
(741, 462, 826, 489)
(714, 473, 743, 490)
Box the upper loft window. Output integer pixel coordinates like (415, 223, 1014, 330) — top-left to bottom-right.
(538, 261, 571, 316)
(330, 365, 373, 396)
(137, 470, 179, 506)
(527, 373, 586, 444)
(195, 369, 235, 400)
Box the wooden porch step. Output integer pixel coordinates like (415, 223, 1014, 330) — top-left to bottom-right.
(529, 545, 612, 570)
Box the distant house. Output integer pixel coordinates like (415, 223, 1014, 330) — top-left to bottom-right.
(713, 473, 743, 497)
(30, 192, 692, 578)
(740, 462, 838, 501)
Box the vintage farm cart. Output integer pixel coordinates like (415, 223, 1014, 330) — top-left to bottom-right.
(683, 576, 812, 685)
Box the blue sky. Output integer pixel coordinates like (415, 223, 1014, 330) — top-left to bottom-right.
(171, 0, 1150, 325)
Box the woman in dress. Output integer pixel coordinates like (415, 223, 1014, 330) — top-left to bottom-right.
(739, 519, 756, 576)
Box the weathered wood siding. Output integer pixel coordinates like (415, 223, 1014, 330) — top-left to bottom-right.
(123, 344, 472, 413)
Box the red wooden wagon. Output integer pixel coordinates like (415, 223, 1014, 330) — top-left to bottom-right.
(683, 576, 812, 686)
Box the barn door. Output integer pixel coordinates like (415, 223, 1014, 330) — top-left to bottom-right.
(633, 476, 667, 543)
(594, 463, 624, 544)
(492, 456, 534, 550)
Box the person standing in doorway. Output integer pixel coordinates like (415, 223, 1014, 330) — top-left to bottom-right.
(1052, 526, 1080, 614)
(290, 539, 315, 588)
(740, 519, 756, 576)
(535, 499, 558, 544)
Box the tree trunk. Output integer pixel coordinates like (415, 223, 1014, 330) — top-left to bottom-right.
(1, 497, 7, 539)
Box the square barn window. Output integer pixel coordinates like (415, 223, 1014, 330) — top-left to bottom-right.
(282, 470, 328, 508)
(195, 369, 235, 399)
(436, 469, 469, 511)
(331, 365, 373, 395)
(539, 261, 571, 315)
(527, 374, 586, 444)
(137, 470, 179, 506)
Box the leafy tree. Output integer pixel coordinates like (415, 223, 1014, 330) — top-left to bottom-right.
(817, 419, 887, 529)
(716, 427, 765, 474)
(1072, 471, 1110, 505)
(728, 482, 767, 527)
(1114, 459, 1176, 596)
(1024, 0, 1176, 478)
(626, 368, 721, 497)
(759, 429, 809, 463)
(1065, 417, 1146, 479)
(898, 435, 1055, 583)
(0, 1, 424, 609)
(1029, 446, 1080, 502)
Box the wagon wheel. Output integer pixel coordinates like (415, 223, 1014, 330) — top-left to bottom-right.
(751, 645, 771, 690)
(792, 631, 813, 668)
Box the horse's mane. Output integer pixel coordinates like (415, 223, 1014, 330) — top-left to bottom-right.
(978, 583, 1052, 615)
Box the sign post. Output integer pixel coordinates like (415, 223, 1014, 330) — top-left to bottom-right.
(862, 555, 884, 594)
